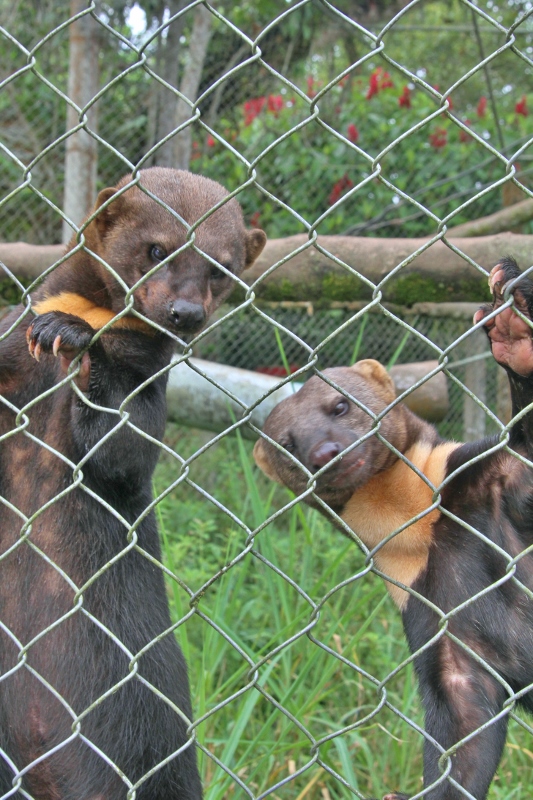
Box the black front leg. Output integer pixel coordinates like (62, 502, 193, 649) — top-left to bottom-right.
(476, 256, 533, 454)
(26, 311, 173, 494)
(27, 310, 95, 391)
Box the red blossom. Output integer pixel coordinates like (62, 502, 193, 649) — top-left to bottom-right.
(206, 135, 215, 147)
(249, 211, 261, 228)
(328, 174, 354, 205)
(306, 75, 316, 98)
(398, 86, 411, 108)
(515, 95, 528, 116)
(243, 96, 266, 126)
(347, 123, 359, 143)
(477, 96, 487, 118)
(366, 67, 394, 99)
(366, 71, 379, 100)
(381, 71, 394, 89)
(429, 127, 447, 148)
(267, 94, 283, 115)
(459, 120, 472, 142)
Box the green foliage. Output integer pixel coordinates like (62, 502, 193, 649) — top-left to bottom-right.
(192, 67, 532, 239)
(2, 0, 532, 251)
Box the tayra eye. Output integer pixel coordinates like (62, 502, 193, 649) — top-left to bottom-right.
(210, 265, 229, 281)
(280, 437, 295, 454)
(333, 399, 349, 417)
(150, 245, 167, 262)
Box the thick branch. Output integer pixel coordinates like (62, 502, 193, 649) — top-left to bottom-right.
(446, 197, 533, 237)
(244, 232, 533, 303)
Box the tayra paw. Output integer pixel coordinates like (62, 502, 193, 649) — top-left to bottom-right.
(474, 256, 533, 377)
(27, 311, 95, 391)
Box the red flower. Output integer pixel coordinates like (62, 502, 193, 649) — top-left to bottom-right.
(477, 96, 487, 118)
(515, 95, 528, 116)
(366, 71, 379, 100)
(399, 86, 411, 108)
(347, 123, 359, 143)
(429, 127, 447, 148)
(267, 94, 283, 115)
(328, 174, 354, 205)
(381, 71, 394, 89)
(243, 96, 266, 126)
(249, 211, 261, 228)
(459, 120, 472, 143)
(366, 67, 394, 99)
(306, 76, 316, 98)
(206, 135, 215, 147)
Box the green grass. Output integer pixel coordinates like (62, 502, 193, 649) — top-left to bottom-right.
(154, 423, 533, 799)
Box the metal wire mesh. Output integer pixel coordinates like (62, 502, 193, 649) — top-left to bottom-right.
(1, 1, 533, 799)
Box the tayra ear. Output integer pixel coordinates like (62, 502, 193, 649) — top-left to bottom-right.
(92, 186, 120, 240)
(351, 358, 396, 402)
(253, 438, 283, 484)
(244, 228, 267, 269)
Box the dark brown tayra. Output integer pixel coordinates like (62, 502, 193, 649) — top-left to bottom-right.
(0, 167, 266, 799)
(254, 257, 533, 800)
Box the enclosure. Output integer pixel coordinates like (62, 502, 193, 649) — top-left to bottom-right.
(1, 0, 533, 798)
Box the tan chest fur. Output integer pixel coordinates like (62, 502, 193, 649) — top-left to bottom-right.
(341, 441, 460, 609)
(33, 292, 153, 334)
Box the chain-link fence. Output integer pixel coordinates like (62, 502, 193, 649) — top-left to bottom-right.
(1, 1, 533, 799)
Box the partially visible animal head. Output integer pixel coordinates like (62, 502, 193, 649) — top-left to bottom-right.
(254, 359, 409, 508)
(80, 167, 266, 335)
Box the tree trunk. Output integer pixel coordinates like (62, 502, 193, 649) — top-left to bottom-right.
(152, 0, 188, 167)
(62, 0, 99, 244)
(173, 5, 213, 170)
(206, 44, 248, 129)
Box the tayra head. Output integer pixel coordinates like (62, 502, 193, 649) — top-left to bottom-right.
(254, 360, 405, 509)
(78, 167, 266, 337)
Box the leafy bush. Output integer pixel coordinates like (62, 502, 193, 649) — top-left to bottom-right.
(193, 67, 532, 238)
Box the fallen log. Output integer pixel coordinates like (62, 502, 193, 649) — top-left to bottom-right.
(244, 232, 533, 304)
(166, 357, 449, 439)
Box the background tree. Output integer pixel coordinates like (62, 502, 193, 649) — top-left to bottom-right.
(0, 0, 531, 244)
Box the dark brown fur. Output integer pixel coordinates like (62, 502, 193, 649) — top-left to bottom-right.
(254, 258, 533, 800)
(0, 167, 266, 799)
